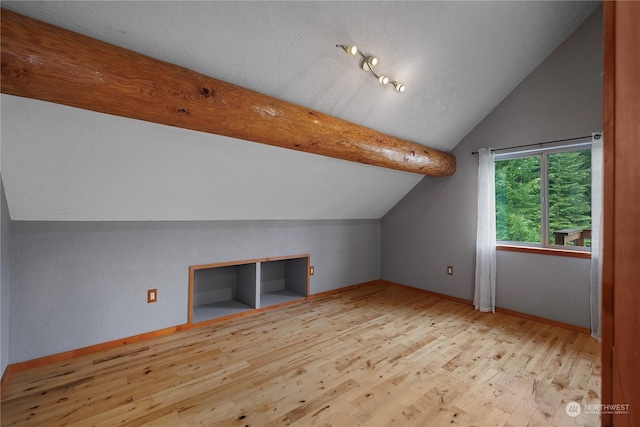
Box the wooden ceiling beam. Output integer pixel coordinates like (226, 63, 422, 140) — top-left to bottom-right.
(1, 9, 455, 176)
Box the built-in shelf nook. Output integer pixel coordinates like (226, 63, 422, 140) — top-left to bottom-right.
(189, 254, 310, 324)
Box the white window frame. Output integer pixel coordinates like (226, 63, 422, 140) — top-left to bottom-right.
(494, 141, 592, 252)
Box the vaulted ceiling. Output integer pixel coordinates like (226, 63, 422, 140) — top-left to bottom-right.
(0, 1, 600, 221)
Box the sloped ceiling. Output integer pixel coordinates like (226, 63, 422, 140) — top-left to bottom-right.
(0, 1, 600, 221)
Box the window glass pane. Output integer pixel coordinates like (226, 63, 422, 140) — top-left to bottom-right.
(548, 149, 591, 246)
(495, 156, 541, 243)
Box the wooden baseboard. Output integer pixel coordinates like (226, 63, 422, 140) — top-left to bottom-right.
(306, 280, 380, 301)
(2, 278, 590, 392)
(2, 279, 380, 387)
(494, 307, 591, 335)
(380, 280, 473, 306)
(4, 324, 185, 377)
(380, 279, 591, 335)
(183, 280, 379, 329)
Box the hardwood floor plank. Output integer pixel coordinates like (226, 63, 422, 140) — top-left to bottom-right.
(1, 282, 600, 426)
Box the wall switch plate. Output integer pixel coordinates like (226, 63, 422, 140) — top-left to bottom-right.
(148, 289, 157, 303)
(309, 266, 315, 276)
(447, 266, 453, 275)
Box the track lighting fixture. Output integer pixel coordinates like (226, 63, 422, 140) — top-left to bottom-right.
(336, 43, 405, 93)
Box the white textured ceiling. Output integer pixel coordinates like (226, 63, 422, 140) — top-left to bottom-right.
(0, 1, 600, 221)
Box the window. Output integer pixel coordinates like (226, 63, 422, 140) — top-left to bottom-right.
(495, 147, 591, 250)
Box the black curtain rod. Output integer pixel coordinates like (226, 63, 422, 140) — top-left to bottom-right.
(471, 134, 597, 155)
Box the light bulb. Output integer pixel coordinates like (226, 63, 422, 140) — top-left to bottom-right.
(337, 44, 358, 55)
(379, 75, 389, 85)
(361, 56, 378, 71)
(393, 82, 405, 93)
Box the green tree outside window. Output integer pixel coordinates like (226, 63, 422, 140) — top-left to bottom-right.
(495, 149, 591, 247)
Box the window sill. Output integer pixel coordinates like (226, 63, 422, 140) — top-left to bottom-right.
(496, 244, 591, 259)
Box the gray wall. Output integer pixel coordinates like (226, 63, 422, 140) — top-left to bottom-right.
(496, 251, 590, 326)
(1, 177, 11, 375)
(382, 7, 602, 328)
(10, 219, 380, 363)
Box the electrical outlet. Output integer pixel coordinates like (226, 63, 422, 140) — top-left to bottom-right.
(447, 266, 453, 276)
(148, 289, 157, 303)
(309, 266, 315, 276)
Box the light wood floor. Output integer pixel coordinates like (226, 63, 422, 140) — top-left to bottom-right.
(1, 282, 601, 426)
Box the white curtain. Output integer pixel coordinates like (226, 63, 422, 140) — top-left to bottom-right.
(590, 133, 603, 339)
(474, 148, 496, 313)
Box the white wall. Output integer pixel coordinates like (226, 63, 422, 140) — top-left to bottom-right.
(382, 7, 603, 328)
(10, 219, 380, 363)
